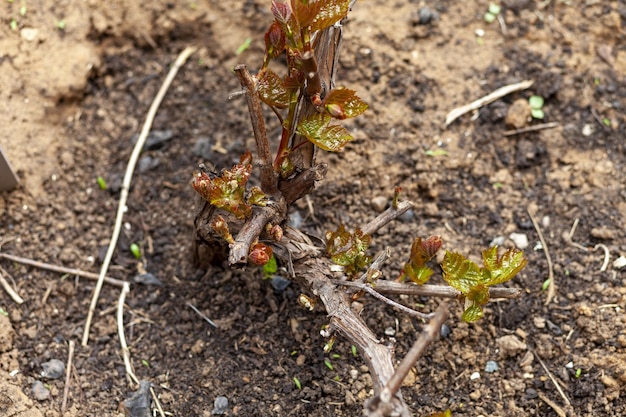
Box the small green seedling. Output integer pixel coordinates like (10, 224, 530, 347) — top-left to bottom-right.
(0, 307, 8, 316)
(290, 350, 297, 356)
(331, 353, 341, 359)
(575, 368, 582, 378)
(20, 5, 26, 16)
(10, 19, 17, 31)
(351, 345, 358, 357)
(235, 37, 252, 55)
(293, 376, 302, 389)
(141, 359, 150, 368)
(262, 255, 278, 279)
(541, 278, 551, 291)
(130, 243, 141, 259)
(324, 359, 334, 370)
(96, 176, 107, 190)
(602, 118, 611, 127)
(56, 19, 66, 30)
(484, 3, 501, 23)
(528, 95, 545, 119)
(425, 149, 448, 157)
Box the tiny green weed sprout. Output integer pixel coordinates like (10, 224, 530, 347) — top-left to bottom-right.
(575, 368, 582, 378)
(262, 255, 278, 279)
(602, 118, 611, 127)
(141, 359, 150, 368)
(541, 278, 551, 291)
(130, 243, 141, 259)
(425, 149, 448, 157)
(20, 5, 26, 16)
(484, 3, 501, 23)
(528, 95, 545, 119)
(10, 19, 17, 31)
(293, 376, 302, 389)
(235, 37, 252, 55)
(351, 345, 358, 357)
(56, 19, 66, 30)
(331, 353, 341, 359)
(324, 359, 334, 370)
(0, 307, 8, 316)
(96, 176, 107, 190)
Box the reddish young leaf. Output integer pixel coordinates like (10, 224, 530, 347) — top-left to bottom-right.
(271, 0, 292, 25)
(401, 236, 442, 284)
(310, 0, 351, 31)
(296, 112, 353, 152)
(264, 21, 286, 62)
(323, 88, 368, 119)
(291, 0, 323, 28)
(210, 214, 234, 244)
(257, 69, 291, 109)
(191, 171, 213, 202)
(249, 243, 273, 266)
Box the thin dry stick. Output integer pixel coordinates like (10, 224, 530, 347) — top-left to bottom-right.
(0, 252, 126, 288)
(565, 218, 611, 272)
(533, 350, 572, 408)
(82, 46, 197, 347)
(0, 265, 24, 304)
(117, 283, 165, 417)
(445, 80, 534, 126)
(333, 280, 434, 319)
(361, 201, 414, 236)
(61, 340, 75, 413)
(186, 302, 218, 328)
(378, 303, 449, 404)
(528, 209, 555, 305)
(503, 121, 560, 136)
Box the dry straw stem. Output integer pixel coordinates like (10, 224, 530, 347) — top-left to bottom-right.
(0, 252, 126, 288)
(82, 46, 197, 347)
(503, 121, 560, 136)
(445, 80, 534, 126)
(61, 340, 75, 413)
(565, 218, 611, 272)
(0, 264, 24, 304)
(527, 208, 555, 305)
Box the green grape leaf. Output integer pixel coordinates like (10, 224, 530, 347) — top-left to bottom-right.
(263, 255, 278, 278)
(310, 0, 351, 32)
(403, 263, 434, 285)
(323, 88, 368, 119)
(466, 283, 490, 306)
(462, 303, 484, 323)
(296, 112, 353, 151)
(401, 236, 442, 284)
(482, 246, 527, 286)
(441, 251, 488, 294)
(326, 225, 371, 276)
(257, 69, 291, 109)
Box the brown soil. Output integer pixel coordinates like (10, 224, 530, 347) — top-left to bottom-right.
(1, 1, 625, 416)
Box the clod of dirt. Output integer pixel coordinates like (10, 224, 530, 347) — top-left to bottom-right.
(120, 381, 152, 417)
(496, 335, 527, 358)
(40, 359, 65, 379)
(132, 130, 174, 151)
(509, 232, 529, 249)
(0, 314, 15, 353)
(590, 226, 617, 240)
(212, 396, 229, 415)
(370, 196, 388, 213)
(505, 99, 531, 129)
(31, 381, 50, 401)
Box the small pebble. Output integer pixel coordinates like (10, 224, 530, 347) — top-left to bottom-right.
(121, 381, 152, 417)
(132, 130, 173, 150)
(41, 359, 65, 379)
(349, 369, 359, 380)
(212, 396, 229, 415)
(32, 381, 50, 401)
(398, 209, 415, 223)
(565, 361, 574, 369)
(138, 156, 160, 173)
(270, 276, 291, 292)
(133, 273, 163, 286)
(489, 236, 506, 247)
(496, 335, 527, 358)
(417, 6, 436, 24)
(484, 360, 499, 373)
(470, 372, 481, 380)
(370, 196, 388, 213)
(533, 317, 546, 329)
(439, 323, 451, 338)
(613, 256, 626, 269)
(509, 232, 529, 249)
(384, 327, 396, 336)
(192, 137, 213, 159)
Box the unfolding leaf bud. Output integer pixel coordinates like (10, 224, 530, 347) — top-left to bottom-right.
(325, 103, 346, 119)
(269, 224, 283, 242)
(264, 21, 286, 59)
(210, 215, 234, 244)
(239, 151, 253, 166)
(298, 293, 316, 311)
(279, 155, 295, 178)
(249, 243, 273, 266)
(191, 171, 212, 201)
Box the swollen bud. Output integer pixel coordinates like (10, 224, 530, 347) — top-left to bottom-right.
(210, 215, 234, 244)
(191, 171, 212, 201)
(325, 103, 346, 119)
(249, 243, 273, 266)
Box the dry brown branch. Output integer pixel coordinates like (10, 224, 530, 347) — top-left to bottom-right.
(0, 252, 126, 288)
(0, 264, 24, 304)
(361, 201, 414, 236)
(445, 80, 534, 126)
(61, 340, 75, 413)
(82, 46, 196, 347)
(234, 65, 278, 195)
(503, 121, 560, 136)
(527, 209, 555, 305)
(371, 280, 522, 299)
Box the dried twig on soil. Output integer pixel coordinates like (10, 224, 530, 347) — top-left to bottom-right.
(527, 209, 555, 305)
(445, 80, 534, 126)
(533, 350, 572, 409)
(82, 46, 197, 347)
(503, 121, 560, 136)
(564, 218, 611, 272)
(186, 302, 218, 328)
(61, 340, 75, 413)
(333, 280, 435, 319)
(0, 252, 126, 288)
(117, 282, 165, 417)
(0, 264, 24, 304)
(537, 392, 568, 417)
(367, 303, 449, 415)
(361, 201, 414, 236)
